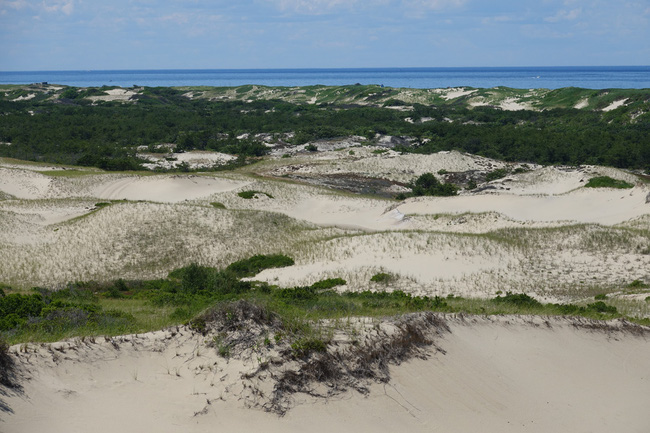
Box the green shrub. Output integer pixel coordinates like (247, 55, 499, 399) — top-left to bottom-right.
(584, 176, 633, 189)
(0, 294, 45, 330)
(305, 144, 318, 152)
(225, 254, 294, 278)
(276, 286, 317, 303)
(594, 294, 608, 300)
(407, 172, 457, 197)
(210, 202, 226, 209)
(485, 168, 510, 182)
(370, 272, 393, 283)
(586, 301, 618, 314)
(492, 292, 542, 308)
(238, 190, 273, 199)
(310, 278, 346, 290)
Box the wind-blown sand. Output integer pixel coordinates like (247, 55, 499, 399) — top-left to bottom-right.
(3, 316, 649, 432)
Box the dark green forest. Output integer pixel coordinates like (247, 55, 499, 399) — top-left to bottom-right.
(1, 86, 649, 171)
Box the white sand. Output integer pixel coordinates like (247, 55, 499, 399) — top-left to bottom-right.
(400, 185, 649, 225)
(602, 99, 629, 112)
(4, 316, 649, 432)
(90, 175, 249, 203)
(88, 88, 137, 102)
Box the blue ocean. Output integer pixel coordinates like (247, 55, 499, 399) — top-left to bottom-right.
(0, 66, 648, 89)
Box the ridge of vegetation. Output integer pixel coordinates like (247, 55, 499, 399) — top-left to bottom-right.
(1, 85, 649, 172)
(0, 255, 646, 346)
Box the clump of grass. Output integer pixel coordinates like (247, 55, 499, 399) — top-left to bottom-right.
(210, 202, 226, 209)
(238, 190, 274, 199)
(584, 176, 634, 189)
(627, 279, 649, 289)
(370, 272, 393, 284)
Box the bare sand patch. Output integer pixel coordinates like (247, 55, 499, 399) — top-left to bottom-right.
(91, 175, 249, 203)
(0, 167, 54, 199)
(88, 88, 137, 102)
(602, 98, 629, 111)
(400, 186, 649, 225)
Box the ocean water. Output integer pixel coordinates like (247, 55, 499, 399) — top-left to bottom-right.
(0, 67, 649, 89)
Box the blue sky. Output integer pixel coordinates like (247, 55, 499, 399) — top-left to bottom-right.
(1, 0, 648, 70)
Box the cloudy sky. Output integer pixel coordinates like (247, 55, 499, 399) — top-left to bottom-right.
(1, 0, 648, 70)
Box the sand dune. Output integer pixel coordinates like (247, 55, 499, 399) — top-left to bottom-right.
(3, 316, 649, 432)
(400, 185, 649, 225)
(91, 175, 249, 203)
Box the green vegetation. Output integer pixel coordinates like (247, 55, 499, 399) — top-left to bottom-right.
(238, 190, 274, 199)
(397, 172, 458, 199)
(1, 85, 649, 171)
(224, 254, 295, 278)
(485, 168, 510, 182)
(0, 254, 644, 346)
(584, 176, 634, 189)
(370, 272, 394, 284)
(210, 201, 226, 209)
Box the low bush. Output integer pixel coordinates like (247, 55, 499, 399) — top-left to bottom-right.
(310, 278, 346, 290)
(584, 176, 633, 189)
(238, 190, 274, 199)
(225, 254, 294, 278)
(485, 168, 510, 182)
(370, 272, 393, 283)
(492, 292, 542, 308)
(403, 172, 458, 197)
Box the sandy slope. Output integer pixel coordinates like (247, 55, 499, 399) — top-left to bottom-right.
(1, 154, 649, 296)
(399, 186, 649, 225)
(3, 316, 649, 433)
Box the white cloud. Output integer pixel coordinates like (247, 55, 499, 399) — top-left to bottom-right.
(402, 0, 467, 10)
(39, 0, 75, 15)
(265, 0, 358, 14)
(0, 0, 28, 9)
(262, 0, 466, 15)
(482, 14, 519, 25)
(544, 7, 582, 22)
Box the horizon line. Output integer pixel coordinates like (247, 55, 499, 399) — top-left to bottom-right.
(2, 65, 649, 74)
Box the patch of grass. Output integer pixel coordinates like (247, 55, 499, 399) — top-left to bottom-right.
(210, 201, 226, 209)
(584, 176, 634, 189)
(627, 279, 649, 289)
